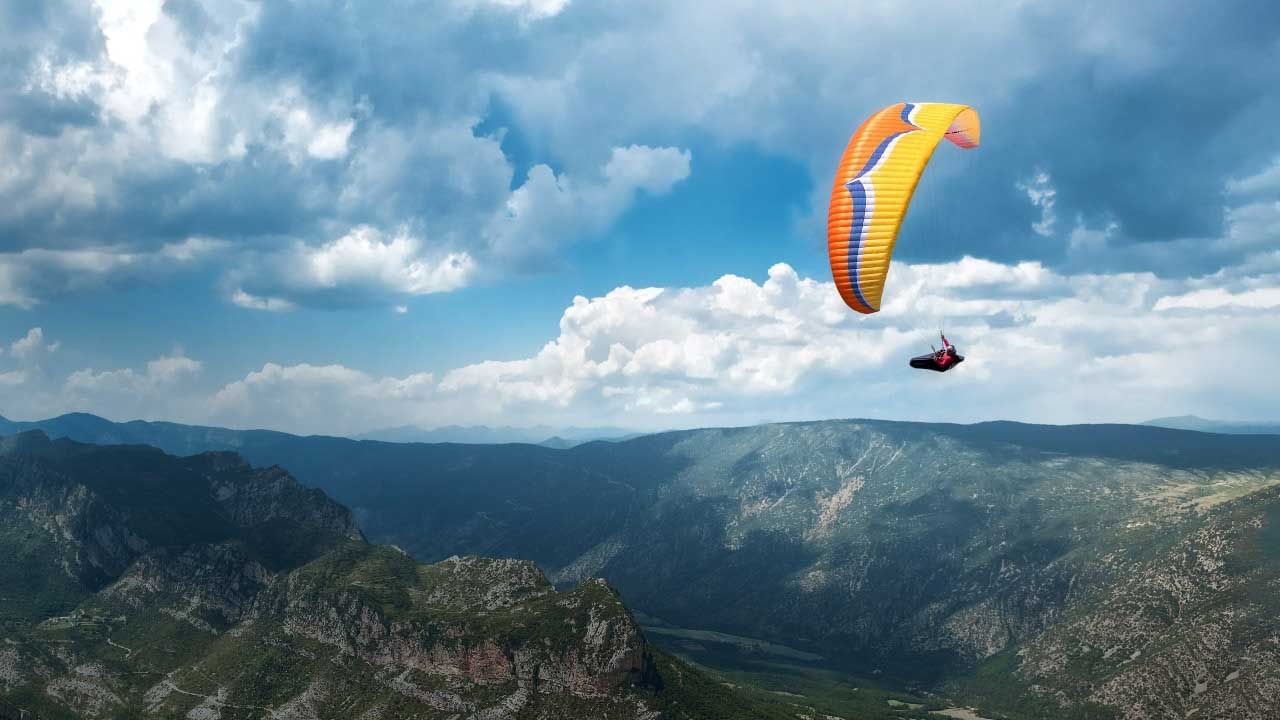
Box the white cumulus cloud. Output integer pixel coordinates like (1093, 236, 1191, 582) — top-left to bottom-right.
(209, 363, 435, 434)
(7, 257, 1280, 433)
(467, 0, 571, 21)
(487, 145, 691, 265)
(10, 327, 60, 362)
(57, 352, 203, 422)
(52, 258, 1265, 434)
(1154, 287, 1280, 311)
(231, 226, 476, 310)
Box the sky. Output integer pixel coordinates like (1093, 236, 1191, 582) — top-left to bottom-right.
(1, 0, 1279, 435)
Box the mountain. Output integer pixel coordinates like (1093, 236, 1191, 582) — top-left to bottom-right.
(0, 413, 640, 452)
(9, 413, 1280, 718)
(0, 431, 804, 720)
(356, 423, 642, 447)
(1144, 414, 1280, 435)
(0, 412, 306, 456)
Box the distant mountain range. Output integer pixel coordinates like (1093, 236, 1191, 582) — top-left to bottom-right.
(6, 412, 1280, 718)
(1143, 414, 1280, 435)
(356, 423, 643, 447)
(0, 412, 640, 451)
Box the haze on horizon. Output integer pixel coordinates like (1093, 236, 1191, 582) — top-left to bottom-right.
(1, 0, 1278, 436)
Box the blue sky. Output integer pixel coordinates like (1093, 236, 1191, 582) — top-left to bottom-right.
(1, 0, 1278, 434)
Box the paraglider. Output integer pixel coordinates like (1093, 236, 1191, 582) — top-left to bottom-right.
(825, 101, 980, 373)
(909, 333, 964, 373)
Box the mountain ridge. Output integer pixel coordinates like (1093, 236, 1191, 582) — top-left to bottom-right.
(1143, 414, 1280, 435)
(355, 423, 643, 447)
(12, 410, 1280, 466)
(7, 413, 1280, 718)
(0, 430, 822, 719)
(0, 413, 643, 451)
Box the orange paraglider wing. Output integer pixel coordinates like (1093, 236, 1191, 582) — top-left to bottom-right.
(827, 102, 980, 314)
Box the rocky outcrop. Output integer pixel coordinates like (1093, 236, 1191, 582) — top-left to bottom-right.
(18, 546, 664, 719)
(0, 435, 686, 720)
(202, 455, 362, 543)
(0, 438, 147, 589)
(255, 549, 650, 700)
(102, 542, 271, 631)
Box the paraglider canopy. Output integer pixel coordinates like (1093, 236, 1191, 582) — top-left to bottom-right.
(827, 102, 980, 315)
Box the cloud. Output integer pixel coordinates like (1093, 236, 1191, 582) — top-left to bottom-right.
(5, 0, 1277, 312)
(230, 289, 296, 312)
(209, 362, 434, 434)
(0, 238, 224, 307)
(10, 327, 60, 362)
(485, 1, 1280, 264)
(297, 227, 473, 295)
(1154, 287, 1280, 311)
(65, 354, 202, 395)
(304, 118, 355, 160)
(230, 226, 475, 310)
(0, 326, 58, 391)
(1228, 157, 1280, 199)
(0, 325, 213, 421)
(1, 1, 693, 309)
(0, 327, 49, 407)
(602, 144, 692, 194)
(20, 256, 1270, 435)
(220, 142, 686, 309)
(57, 351, 203, 422)
(487, 145, 691, 266)
(2, 1, 692, 309)
(468, 0, 571, 21)
(1019, 171, 1058, 237)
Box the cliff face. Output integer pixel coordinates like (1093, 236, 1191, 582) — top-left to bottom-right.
(115, 546, 659, 719)
(253, 547, 651, 695)
(0, 433, 676, 720)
